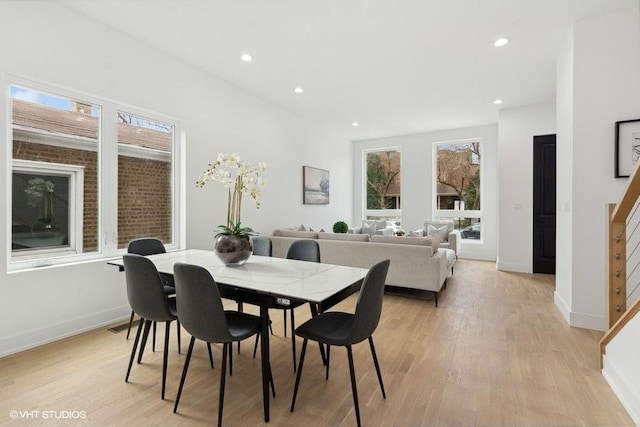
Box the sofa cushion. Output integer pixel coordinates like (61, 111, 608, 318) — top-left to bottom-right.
(425, 221, 454, 242)
(318, 232, 370, 242)
(276, 229, 319, 239)
(371, 234, 440, 252)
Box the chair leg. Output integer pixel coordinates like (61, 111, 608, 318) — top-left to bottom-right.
(228, 345, 233, 376)
(269, 361, 276, 398)
(177, 320, 181, 355)
(346, 345, 362, 427)
(283, 309, 287, 337)
(161, 321, 171, 400)
(290, 338, 308, 412)
(290, 309, 297, 372)
(126, 310, 135, 339)
(237, 302, 243, 354)
(125, 318, 144, 382)
(326, 345, 331, 380)
(434, 292, 438, 307)
(174, 336, 196, 413)
(218, 343, 229, 427)
(152, 321, 156, 352)
(368, 336, 386, 399)
(253, 333, 260, 359)
(207, 342, 215, 369)
(310, 304, 327, 365)
(138, 320, 152, 364)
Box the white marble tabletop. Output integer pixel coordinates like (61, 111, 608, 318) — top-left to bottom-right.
(111, 249, 368, 304)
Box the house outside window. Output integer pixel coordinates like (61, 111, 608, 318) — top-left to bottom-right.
(434, 140, 482, 240)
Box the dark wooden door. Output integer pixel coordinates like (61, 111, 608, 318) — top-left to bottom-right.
(533, 134, 556, 274)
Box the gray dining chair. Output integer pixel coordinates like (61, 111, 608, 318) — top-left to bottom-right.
(123, 254, 178, 400)
(290, 259, 390, 427)
(125, 238, 180, 354)
(251, 236, 272, 256)
(172, 262, 274, 427)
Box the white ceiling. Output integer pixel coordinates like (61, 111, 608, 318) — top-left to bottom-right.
(63, 0, 636, 141)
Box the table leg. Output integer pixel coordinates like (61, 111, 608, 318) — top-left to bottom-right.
(260, 304, 270, 422)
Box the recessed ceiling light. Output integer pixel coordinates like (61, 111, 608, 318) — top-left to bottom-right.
(494, 38, 509, 47)
(493, 99, 503, 105)
(294, 87, 304, 94)
(352, 122, 359, 127)
(240, 53, 253, 62)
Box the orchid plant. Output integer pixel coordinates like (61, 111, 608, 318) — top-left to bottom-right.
(196, 153, 267, 236)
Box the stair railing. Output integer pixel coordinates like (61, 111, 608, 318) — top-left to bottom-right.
(601, 161, 640, 366)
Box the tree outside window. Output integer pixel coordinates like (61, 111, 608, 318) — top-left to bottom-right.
(366, 150, 401, 210)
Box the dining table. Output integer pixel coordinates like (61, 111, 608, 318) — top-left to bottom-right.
(109, 248, 369, 422)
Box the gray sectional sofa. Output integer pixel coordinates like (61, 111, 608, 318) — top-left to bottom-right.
(268, 229, 456, 306)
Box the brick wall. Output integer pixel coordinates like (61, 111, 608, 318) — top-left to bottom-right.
(117, 155, 171, 248)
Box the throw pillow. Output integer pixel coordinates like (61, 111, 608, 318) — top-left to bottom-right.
(427, 224, 448, 241)
(409, 229, 424, 237)
(295, 224, 307, 231)
(361, 220, 378, 236)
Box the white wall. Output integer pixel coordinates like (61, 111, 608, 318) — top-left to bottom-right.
(603, 312, 640, 425)
(497, 103, 556, 273)
(554, 31, 575, 324)
(556, 6, 640, 330)
(0, 2, 353, 356)
(353, 124, 498, 261)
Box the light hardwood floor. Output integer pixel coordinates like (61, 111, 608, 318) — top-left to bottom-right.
(0, 260, 633, 426)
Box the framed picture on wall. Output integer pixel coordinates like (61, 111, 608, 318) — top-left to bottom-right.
(615, 118, 640, 178)
(303, 166, 329, 204)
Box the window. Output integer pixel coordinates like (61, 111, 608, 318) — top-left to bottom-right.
(117, 112, 174, 249)
(8, 79, 180, 270)
(434, 140, 482, 240)
(12, 160, 84, 257)
(364, 149, 401, 223)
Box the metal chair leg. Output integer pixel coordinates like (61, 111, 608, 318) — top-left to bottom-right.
(291, 309, 297, 372)
(174, 336, 195, 413)
(218, 343, 228, 427)
(161, 322, 170, 399)
(346, 345, 362, 427)
(126, 310, 135, 339)
(368, 336, 386, 398)
(290, 338, 308, 412)
(177, 320, 181, 354)
(138, 320, 152, 364)
(207, 342, 214, 369)
(326, 345, 331, 380)
(125, 319, 143, 382)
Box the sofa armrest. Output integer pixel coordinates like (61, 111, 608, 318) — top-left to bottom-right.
(447, 230, 460, 255)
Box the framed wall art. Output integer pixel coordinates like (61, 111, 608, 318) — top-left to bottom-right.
(303, 166, 329, 204)
(615, 118, 640, 178)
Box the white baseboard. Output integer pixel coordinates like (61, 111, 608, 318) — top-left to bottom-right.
(554, 291, 571, 323)
(553, 292, 605, 331)
(603, 355, 640, 425)
(496, 262, 530, 273)
(570, 310, 605, 331)
(0, 305, 131, 357)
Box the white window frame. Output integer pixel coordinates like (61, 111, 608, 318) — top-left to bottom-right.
(6, 76, 183, 272)
(11, 159, 84, 262)
(362, 147, 402, 223)
(433, 138, 483, 242)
